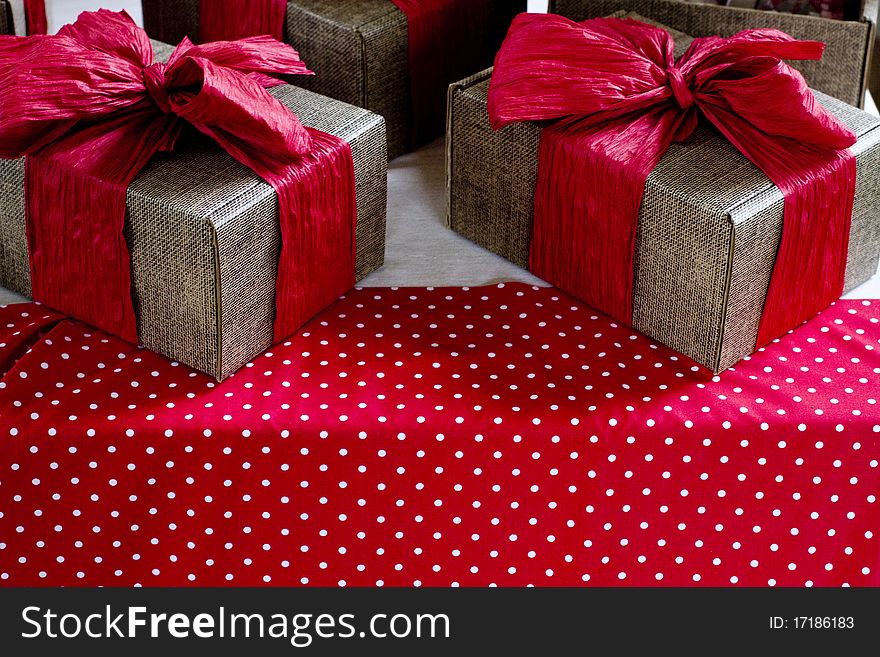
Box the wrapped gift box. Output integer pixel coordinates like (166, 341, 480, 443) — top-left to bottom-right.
(0, 42, 387, 381)
(143, 0, 526, 160)
(446, 17, 880, 373)
(549, 0, 877, 108)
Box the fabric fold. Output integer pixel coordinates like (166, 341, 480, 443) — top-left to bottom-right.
(23, 0, 46, 35)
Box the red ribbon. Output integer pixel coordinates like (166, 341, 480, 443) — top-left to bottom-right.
(23, 0, 47, 35)
(488, 15, 857, 349)
(199, 0, 287, 43)
(389, 0, 491, 148)
(0, 9, 356, 346)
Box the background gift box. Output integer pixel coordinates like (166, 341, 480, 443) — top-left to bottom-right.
(142, 0, 527, 160)
(0, 40, 388, 381)
(549, 0, 878, 108)
(446, 14, 880, 373)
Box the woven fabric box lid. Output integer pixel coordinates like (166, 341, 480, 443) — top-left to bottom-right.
(446, 16, 880, 373)
(0, 41, 388, 381)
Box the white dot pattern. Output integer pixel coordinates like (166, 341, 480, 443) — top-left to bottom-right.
(0, 285, 877, 586)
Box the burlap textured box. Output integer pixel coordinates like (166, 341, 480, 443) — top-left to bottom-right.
(143, 0, 526, 160)
(0, 42, 388, 381)
(549, 0, 878, 109)
(446, 17, 880, 374)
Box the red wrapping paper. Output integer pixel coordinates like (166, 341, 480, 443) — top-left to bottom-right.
(0, 10, 356, 348)
(199, 0, 287, 42)
(488, 15, 857, 352)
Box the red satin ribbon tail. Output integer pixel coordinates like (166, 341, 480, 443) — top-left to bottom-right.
(25, 155, 139, 345)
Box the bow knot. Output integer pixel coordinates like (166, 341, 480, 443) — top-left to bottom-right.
(143, 62, 171, 114)
(666, 66, 693, 110)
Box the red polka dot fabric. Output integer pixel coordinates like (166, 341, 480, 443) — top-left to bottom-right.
(0, 284, 878, 587)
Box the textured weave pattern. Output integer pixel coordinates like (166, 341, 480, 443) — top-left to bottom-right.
(550, 0, 874, 108)
(286, 0, 411, 160)
(447, 19, 880, 372)
(0, 40, 388, 381)
(142, 0, 201, 44)
(0, 158, 28, 297)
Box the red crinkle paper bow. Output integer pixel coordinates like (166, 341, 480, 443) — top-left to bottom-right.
(488, 14, 857, 349)
(0, 9, 357, 346)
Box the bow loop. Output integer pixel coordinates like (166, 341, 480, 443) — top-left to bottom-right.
(488, 15, 855, 155)
(163, 56, 312, 164)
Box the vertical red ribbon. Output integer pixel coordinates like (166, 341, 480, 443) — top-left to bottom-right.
(24, 0, 47, 34)
(199, 0, 287, 42)
(260, 130, 357, 343)
(390, 0, 491, 148)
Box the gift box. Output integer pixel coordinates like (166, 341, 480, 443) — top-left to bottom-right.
(0, 39, 388, 381)
(446, 14, 880, 373)
(549, 0, 877, 108)
(142, 0, 526, 160)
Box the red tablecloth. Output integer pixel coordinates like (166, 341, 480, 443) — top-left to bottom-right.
(0, 284, 877, 586)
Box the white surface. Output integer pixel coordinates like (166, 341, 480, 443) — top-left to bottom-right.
(359, 141, 544, 288)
